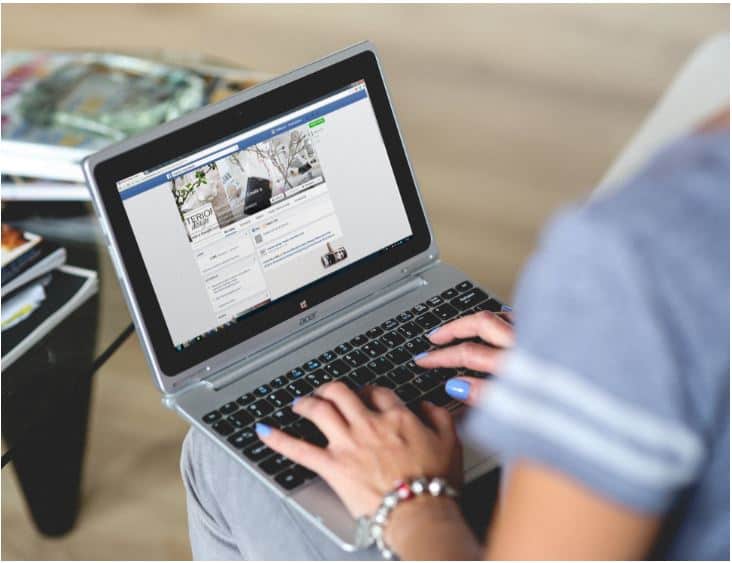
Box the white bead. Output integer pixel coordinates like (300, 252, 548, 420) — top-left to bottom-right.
(384, 493, 398, 508)
(428, 479, 444, 496)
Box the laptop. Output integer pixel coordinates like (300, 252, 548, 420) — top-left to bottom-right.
(83, 42, 502, 550)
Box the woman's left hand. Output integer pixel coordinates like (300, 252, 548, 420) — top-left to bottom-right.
(256, 381, 462, 518)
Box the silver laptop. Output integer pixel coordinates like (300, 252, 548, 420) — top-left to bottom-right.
(83, 42, 501, 550)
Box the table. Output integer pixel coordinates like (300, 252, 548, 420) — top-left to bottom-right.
(1, 201, 132, 536)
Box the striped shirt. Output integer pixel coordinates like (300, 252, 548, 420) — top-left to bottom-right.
(466, 129, 730, 559)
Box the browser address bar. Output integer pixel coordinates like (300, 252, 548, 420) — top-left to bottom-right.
(169, 146, 239, 178)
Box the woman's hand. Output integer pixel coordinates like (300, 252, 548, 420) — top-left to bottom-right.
(416, 309, 515, 405)
(256, 382, 462, 519)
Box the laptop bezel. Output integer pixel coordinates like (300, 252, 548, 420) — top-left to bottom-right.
(83, 42, 438, 394)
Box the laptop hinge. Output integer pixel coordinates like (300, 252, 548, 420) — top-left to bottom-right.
(203, 273, 428, 392)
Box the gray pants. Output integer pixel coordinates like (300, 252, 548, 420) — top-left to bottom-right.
(181, 428, 499, 560)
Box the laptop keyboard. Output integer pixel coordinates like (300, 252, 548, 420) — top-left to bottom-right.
(200, 280, 503, 492)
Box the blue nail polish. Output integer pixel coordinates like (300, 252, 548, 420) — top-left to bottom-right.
(445, 378, 471, 401)
(255, 422, 272, 437)
(427, 327, 440, 338)
(501, 304, 513, 312)
(292, 397, 301, 406)
(414, 351, 429, 361)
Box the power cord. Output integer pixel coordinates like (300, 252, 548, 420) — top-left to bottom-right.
(1, 322, 135, 469)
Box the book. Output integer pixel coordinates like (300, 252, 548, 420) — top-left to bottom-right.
(1, 174, 89, 202)
(1, 224, 67, 297)
(0, 50, 266, 184)
(1, 265, 98, 369)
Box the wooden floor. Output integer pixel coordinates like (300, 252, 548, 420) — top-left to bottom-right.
(1, 4, 728, 560)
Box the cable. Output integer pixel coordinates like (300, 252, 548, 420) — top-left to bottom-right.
(1, 323, 135, 470)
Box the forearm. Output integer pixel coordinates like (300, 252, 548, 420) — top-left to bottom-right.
(384, 495, 482, 560)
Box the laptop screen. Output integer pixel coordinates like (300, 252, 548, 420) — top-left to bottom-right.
(116, 80, 413, 349)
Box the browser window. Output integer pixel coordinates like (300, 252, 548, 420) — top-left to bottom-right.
(117, 81, 412, 348)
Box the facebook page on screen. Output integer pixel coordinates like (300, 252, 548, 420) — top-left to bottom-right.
(117, 81, 413, 348)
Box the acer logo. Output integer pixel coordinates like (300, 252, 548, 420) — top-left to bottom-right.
(299, 312, 317, 326)
(299, 300, 308, 310)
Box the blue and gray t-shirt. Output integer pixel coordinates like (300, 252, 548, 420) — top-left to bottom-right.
(466, 129, 730, 559)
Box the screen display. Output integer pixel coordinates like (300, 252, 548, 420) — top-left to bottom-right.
(116, 81, 413, 349)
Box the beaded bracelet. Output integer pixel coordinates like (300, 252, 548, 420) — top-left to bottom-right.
(369, 477, 459, 560)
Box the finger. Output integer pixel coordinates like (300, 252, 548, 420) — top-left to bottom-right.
(292, 395, 349, 440)
(315, 381, 370, 425)
(360, 385, 402, 412)
(427, 311, 514, 348)
(444, 376, 486, 406)
(256, 423, 331, 474)
(415, 342, 501, 372)
(420, 401, 456, 440)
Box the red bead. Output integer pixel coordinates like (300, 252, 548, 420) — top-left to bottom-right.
(396, 483, 413, 500)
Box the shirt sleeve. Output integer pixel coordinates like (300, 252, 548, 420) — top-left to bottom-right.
(463, 207, 706, 514)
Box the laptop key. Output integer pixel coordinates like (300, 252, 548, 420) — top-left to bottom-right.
(350, 334, 368, 347)
(324, 359, 349, 377)
(269, 389, 294, 408)
(244, 441, 272, 461)
(412, 302, 429, 315)
(275, 468, 305, 491)
(396, 311, 413, 323)
(202, 410, 221, 424)
(287, 379, 313, 397)
(272, 407, 298, 426)
(413, 372, 439, 393)
(306, 371, 327, 387)
(366, 327, 383, 338)
(474, 298, 503, 313)
(260, 454, 293, 475)
(379, 331, 405, 348)
(455, 280, 473, 292)
(303, 359, 321, 372)
(293, 464, 317, 480)
(405, 360, 427, 375)
(362, 341, 386, 358)
(236, 393, 256, 406)
(404, 337, 430, 355)
(440, 288, 458, 300)
(374, 375, 396, 389)
(423, 386, 452, 407)
(386, 346, 410, 365)
(451, 288, 488, 311)
(343, 350, 369, 368)
(220, 402, 238, 415)
(388, 365, 414, 385)
(255, 384, 271, 397)
(397, 322, 421, 339)
(247, 399, 274, 418)
(415, 312, 440, 330)
(367, 356, 394, 375)
(271, 376, 288, 388)
(340, 375, 359, 391)
(319, 350, 337, 363)
(433, 303, 459, 321)
(395, 383, 420, 403)
(212, 419, 235, 436)
(228, 427, 257, 448)
(381, 318, 399, 331)
(351, 366, 376, 385)
(334, 342, 352, 355)
(288, 367, 305, 380)
(231, 409, 254, 426)
(427, 295, 444, 307)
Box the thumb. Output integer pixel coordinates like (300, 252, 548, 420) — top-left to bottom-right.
(444, 376, 487, 406)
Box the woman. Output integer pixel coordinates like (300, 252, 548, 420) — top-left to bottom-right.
(182, 110, 729, 559)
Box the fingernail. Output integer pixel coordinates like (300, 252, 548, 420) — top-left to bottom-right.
(445, 378, 471, 401)
(414, 352, 429, 361)
(255, 422, 272, 437)
(427, 327, 440, 338)
(501, 304, 513, 312)
(292, 397, 301, 406)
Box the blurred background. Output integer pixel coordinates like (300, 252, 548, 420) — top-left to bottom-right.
(1, 3, 728, 560)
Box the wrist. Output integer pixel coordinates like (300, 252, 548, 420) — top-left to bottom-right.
(384, 493, 462, 553)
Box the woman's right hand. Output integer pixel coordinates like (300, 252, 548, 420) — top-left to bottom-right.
(414, 310, 515, 405)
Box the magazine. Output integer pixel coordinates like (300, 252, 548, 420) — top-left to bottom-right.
(1, 265, 98, 369)
(0, 50, 266, 184)
(1, 223, 67, 296)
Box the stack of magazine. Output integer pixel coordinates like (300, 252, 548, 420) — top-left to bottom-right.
(1, 223, 98, 368)
(1, 50, 267, 202)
